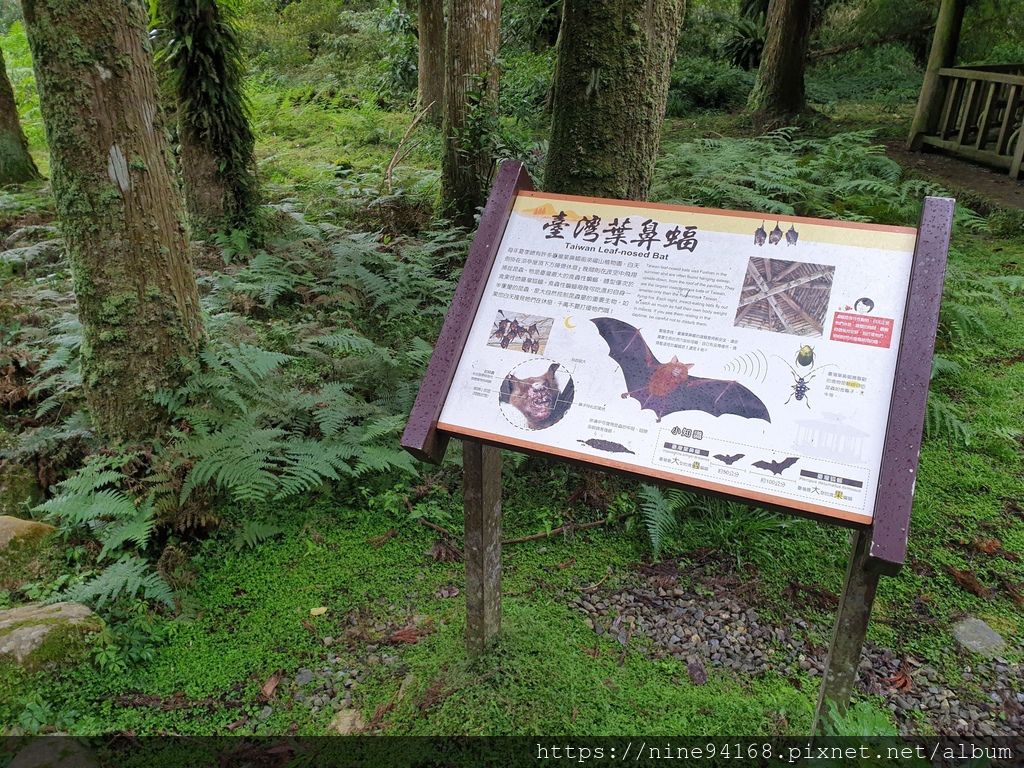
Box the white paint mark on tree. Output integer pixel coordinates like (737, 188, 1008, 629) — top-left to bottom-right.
(96, 64, 112, 81)
(107, 144, 132, 193)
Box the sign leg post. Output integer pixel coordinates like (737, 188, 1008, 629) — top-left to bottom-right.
(812, 528, 880, 734)
(462, 439, 503, 656)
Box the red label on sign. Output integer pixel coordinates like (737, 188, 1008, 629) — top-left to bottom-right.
(829, 311, 894, 348)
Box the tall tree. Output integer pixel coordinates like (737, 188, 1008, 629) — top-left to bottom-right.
(746, 0, 812, 127)
(159, 0, 258, 231)
(417, 0, 444, 125)
(543, 0, 685, 201)
(441, 0, 500, 228)
(0, 46, 40, 184)
(22, 0, 203, 441)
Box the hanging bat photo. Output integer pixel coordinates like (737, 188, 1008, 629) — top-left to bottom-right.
(752, 456, 798, 475)
(713, 453, 745, 465)
(591, 318, 771, 423)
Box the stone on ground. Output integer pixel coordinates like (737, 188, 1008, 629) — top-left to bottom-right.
(0, 602, 101, 670)
(952, 617, 1006, 658)
(0, 516, 54, 550)
(328, 708, 367, 735)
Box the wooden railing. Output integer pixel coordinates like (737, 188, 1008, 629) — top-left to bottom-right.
(920, 65, 1024, 178)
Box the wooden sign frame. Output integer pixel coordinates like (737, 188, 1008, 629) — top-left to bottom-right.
(401, 160, 954, 731)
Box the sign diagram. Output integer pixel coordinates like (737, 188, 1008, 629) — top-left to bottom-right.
(432, 191, 922, 526)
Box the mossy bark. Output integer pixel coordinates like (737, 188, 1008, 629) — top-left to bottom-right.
(440, 0, 501, 228)
(161, 0, 258, 233)
(543, 0, 685, 201)
(747, 0, 812, 127)
(417, 0, 444, 125)
(0, 47, 41, 185)
(22, 0, 203, 442)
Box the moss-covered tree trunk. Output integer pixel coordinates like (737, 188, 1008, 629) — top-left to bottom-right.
(441, 0, 500, 228)
(23, 0, 203, 442)
(0, 47, 40, 185)
(417, 0, 444, 125)
(160, 0, 258, 232)
(747, 0, 811, 127)
(543, 0, 685, 201)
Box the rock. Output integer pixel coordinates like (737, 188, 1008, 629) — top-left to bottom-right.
(3, 225, 59, 250)
(0, 516, 54, 550)
(295, 668, 314, 686)
(328, 708, 367, 735)
(0, 602, 101, 669)
(953, 618, 1006, 658)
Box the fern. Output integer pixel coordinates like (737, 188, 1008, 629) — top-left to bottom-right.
(231, 519, 284, 551)
(64, 555, 174, 609)
(637, 485, 687, 557)
(925, 393, 971, 445)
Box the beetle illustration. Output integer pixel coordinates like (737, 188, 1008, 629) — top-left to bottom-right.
(775, 355, 836, 408)
(795, 344, 815, 367)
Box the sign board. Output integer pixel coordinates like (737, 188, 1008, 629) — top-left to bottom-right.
(435, 190, 920, 526)
(403, 162, 954, 571)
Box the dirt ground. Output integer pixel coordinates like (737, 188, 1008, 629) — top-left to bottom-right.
(886, 141, 1024, 211)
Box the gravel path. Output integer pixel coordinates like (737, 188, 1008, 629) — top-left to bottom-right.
(569, 560, 1023, 737)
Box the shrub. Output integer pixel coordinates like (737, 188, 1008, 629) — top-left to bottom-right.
(665, 56, 753, 117)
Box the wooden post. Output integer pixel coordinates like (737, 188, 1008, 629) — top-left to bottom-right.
(907, 0, 967, 150)
(812, 528, 880, 734)
(463, 439, 503, 655)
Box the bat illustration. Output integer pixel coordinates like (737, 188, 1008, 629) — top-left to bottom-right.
(713, 453, 745, 465)
(768, 223, 784, 245)
(591, 318, 771, 423)
(785, 224, 799, 246)
(578, 438, 635, 454)
(752, 457, 798, 475)
(754, 222, 767, 246)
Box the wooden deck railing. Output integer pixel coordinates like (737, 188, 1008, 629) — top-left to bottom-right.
(919, 64, 1024, 178)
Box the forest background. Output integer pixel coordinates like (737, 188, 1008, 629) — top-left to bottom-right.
(0, 0, 1023, 743)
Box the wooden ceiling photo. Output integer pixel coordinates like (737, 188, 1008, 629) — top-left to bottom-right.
(734, 257, 835, 337)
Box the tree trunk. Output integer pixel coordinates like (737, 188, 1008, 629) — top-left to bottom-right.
(543, 0, 685, 201)
(747, 0, 812, 126)
(160, 0, 258, 232)
(441, 0, 500, 228)
(417, 0, 444, 125)
(0, 47, 40, 185)
(22, 0, 203, 442)
(906, 0, 966, 149)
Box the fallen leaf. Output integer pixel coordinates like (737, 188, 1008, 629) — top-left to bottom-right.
(388, 626, 422, 644)
(434, 585, 460, 598)
(260, 670, 282, 701)
(557, 557, 576, 570)
(309, 606, 328, 617)
(882, 664, 913, 692)
(226, 716, 247, 731)
(972, 538, 1003, 555)
(687, 660, 708, 686)
(300, 619, 317, 634)
(429, 539, 463, 562)
(945, 566, 994, 598)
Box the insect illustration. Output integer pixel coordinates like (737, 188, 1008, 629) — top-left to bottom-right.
(592, 318, 771, 423)
(785, 224, 799, 246)
(795, 345, 815, 367)
(713, 453, 745, 465)
(774, 355, 836, 408)
(752, 456, 798, 475)
(754, 222, 767, 246)
(768, 222, 784, 245)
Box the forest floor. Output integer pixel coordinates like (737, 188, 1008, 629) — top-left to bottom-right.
(2, 83, 1024, 741)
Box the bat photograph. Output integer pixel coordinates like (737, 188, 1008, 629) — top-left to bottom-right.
(752, 456, 799, 475)
(591, 318, 771, 423)
(498, 360, 575, 430)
